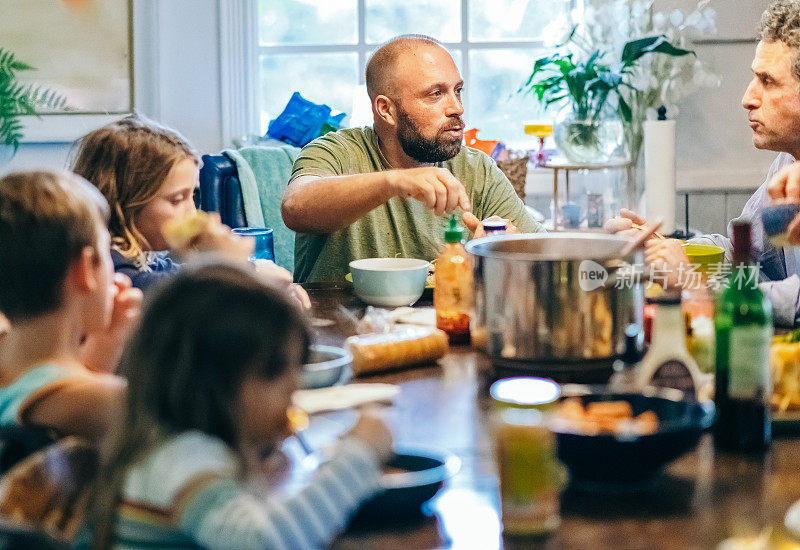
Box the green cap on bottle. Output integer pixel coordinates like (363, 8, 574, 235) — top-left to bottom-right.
(444, 214, 464, 243)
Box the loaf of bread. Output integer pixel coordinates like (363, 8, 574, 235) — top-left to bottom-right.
(346, 327, 449, 375)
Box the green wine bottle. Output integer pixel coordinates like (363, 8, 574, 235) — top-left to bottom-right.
(713, 221, 773, 452)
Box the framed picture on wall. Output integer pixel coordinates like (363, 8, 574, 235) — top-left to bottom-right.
(0, 0, 133, 142)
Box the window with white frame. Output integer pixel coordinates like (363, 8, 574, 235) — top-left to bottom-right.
(255, 0, 574, 148)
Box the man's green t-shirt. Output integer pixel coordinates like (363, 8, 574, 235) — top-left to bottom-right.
(290, 126, 545, 283)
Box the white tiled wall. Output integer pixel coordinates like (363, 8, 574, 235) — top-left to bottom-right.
(673, 190, 757, 237)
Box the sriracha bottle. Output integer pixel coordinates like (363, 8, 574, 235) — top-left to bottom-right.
(435, 214, 473, 344)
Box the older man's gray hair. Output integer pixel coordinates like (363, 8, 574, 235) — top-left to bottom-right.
(761, 0, 800, 80)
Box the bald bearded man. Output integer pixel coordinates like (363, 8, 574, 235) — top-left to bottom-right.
(282, 34, 544, 283)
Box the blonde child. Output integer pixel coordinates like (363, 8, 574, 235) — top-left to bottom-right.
(87, 262, 391, 549)
(0, 171, 140, 439)
(71, 114, 309, 307)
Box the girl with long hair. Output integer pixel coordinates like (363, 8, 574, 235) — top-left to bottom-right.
(71, 114, 309, 309)
(87, 262, 391, 549)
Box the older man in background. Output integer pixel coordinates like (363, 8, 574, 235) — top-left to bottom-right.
(282, 34, 543, 283)
(609, 0, 800, 326)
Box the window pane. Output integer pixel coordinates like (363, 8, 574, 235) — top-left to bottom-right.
(365, 0, 460, 44)
(258, 0, 357, 46)
(258, 53, 359, 134)
(469, 0, 570, 42)
(466, 49, 548, 149)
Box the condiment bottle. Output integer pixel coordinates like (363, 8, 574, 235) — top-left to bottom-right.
(714, 221, 773, 453)
(489, 378, 564, 538)
(636, 293, 705, 400)
(482, 219, 507, 236)
(608, 324, 644, 392)
(435, 214, 473, 344)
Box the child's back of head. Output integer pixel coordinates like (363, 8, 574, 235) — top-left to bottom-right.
(0, 171, 109, 323)
(0, 171, 130, 441)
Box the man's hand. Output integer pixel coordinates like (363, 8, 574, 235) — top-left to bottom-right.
(463, 213, 518, 239)
(605, 208, 654, 239)
(192, 214, 254, 264)
(645, 238, 691, 290)
(389, 167, 471, 216)
(768, 162, 800, 202)
(767, 162, 800, 245)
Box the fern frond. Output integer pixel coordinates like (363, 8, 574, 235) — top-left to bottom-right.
(0, 47, 69, 153)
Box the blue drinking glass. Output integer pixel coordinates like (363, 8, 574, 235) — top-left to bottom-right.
(561, 203, 583, 229)
(232, 227, 275, 262)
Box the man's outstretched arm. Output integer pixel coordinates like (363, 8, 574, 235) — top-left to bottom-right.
(282, 167, 471, 234)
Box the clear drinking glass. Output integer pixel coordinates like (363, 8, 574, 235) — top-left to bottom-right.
(490, 378, 565, 539)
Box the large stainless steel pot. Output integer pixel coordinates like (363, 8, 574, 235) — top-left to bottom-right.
(466, 233, 643, 367)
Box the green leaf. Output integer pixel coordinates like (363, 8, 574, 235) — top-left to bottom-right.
(585, 50, 601, 71)
(532, 54, 559, 74)
(621, 35, 695, 66)
(585, 77, 609, 94)
(598, 72, 623, 88)
(649, 40, 695, 58)
(545, 93, 568, 107)
(0, 47, 69, 154)
(560, 25, 578, 48)
(554, 57, 576, 76)
(621, 36, 661, 64)
(618, 96, 632, 123)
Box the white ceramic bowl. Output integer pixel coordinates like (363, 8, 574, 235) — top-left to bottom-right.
(349, 258, 430, 307)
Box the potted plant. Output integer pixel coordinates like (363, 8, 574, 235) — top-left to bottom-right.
(0, 47, 68, 155)
(519, 32, 693, 164)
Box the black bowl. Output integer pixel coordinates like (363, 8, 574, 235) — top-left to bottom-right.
(349, 448, 461, 524)
(552, 385, 715, 490)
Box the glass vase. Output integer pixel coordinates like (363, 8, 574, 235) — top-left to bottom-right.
(553, 105, 624, 164)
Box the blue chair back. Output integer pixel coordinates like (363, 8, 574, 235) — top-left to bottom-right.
(198, 153, 246, 229)
(199, 147, 299, 272)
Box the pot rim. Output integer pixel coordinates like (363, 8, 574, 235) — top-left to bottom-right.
(465, 232, 637, 262)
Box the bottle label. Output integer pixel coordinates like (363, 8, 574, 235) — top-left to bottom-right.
(728, 326, 772, 399)
(650, 360, 696, 398)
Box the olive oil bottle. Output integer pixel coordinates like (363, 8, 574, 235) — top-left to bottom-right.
(713, 221, 773, 452)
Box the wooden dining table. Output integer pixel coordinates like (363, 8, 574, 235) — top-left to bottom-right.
(300, 286, 800, 550)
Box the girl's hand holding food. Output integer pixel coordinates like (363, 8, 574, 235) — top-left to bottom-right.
(346, 406, 394, 463)
(253, 259, 311, 309)
(163, 211, 252, 264)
